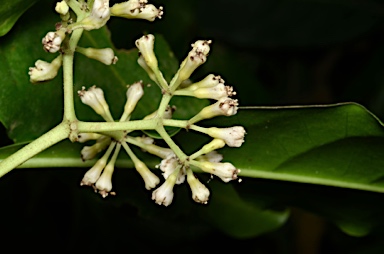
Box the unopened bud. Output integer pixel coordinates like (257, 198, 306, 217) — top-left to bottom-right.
(120, 81, 144, 121)
(188, 98, 238, 125)
(111, 0, 163, 21)
(76, 47, 118, 65)
(186, 169, 210, 204)
(135, 160, 160, 190)
(135, 34, 158, 70)
(55, 1, 69, 15)
(28, 55, 62, 83)
(206, 126, 246, 147)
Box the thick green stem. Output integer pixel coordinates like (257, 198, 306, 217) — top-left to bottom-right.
(77, 119, 157, 132)
(63, 29, 84, 122)
(0, 123, 69, 178)
(162, 119, 188, 128)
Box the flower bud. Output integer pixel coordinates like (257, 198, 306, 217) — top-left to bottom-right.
(80, 136, 111, 161)
(152, 171, 178, 206)
(135, 34, 158, 70)
(135, 160, 160, 190)
(80, 158, 107, 186)
(77, 132, 102, 143)
(28, 55, 62, 83)
(76, 47, 118, 65)
(42, 29, 66, 53)
(192, 161, 240, 183)
(191, 139, 225, 160)
(110, 0, 163, 21)
(194, 84, 235, 100)
(55, 0, 69, 15)
(120, 81, 144, 121)
(188, 98, 239, 125)
(186, 169, 210, 204)
(133, 136, 173, 159)
(196, 151, 223, 163)
(95, 163, 114, 197)
(175, 83, 236, 100)
(206, 126, 246, 147)
(183, 74, 224, 91)
(178, 40, 211, 81)
(137, 55, 157, 82)
(78, 86, 114, 122)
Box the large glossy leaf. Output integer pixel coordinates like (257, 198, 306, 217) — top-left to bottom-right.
(0, 0, 208, 143)
(204, 103, 384, 192)
(0, 0, 39, 36)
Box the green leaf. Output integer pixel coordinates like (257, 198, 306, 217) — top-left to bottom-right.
(0, 0, 208, 143)
(0, 0, 38, 36)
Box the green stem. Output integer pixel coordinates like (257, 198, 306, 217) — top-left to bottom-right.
(0, 123, 69, 178)
(162, 119, 188, 128)
(153, 68, 169, 92)
(155, 125, 187, 161)
(77, 119, 157, 132)
(156, 93, 172, 118)
(63, 28, 84, 122)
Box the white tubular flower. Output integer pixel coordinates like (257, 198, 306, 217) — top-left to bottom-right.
(160, 154, 186, 184)
(80, 136, 111, 161)
(70, 0, 110, 31)
(193, 160, 240, 183)
(28, 55, 62, 83)
(95, 142, 121, 198)
(120, 81, 144, 121)
(110, 0, 163, 21)
(193, 84, 235, 100)
(188, 98, 239, 125)
(77, 132, 103, 143)
(175, 40, 211, 85)
(175, 83, 236, 100)
(138, 55, 157, 82)
(42, 29, 66, 53)
(80, 158, 107, 186)
(137, 135, 154, 145)
(76, 47, 118, 65)
(135, 34, 158, 70)
(135, 160, 160, 190)
(191, 139, 225, 160)
(133, 136, 173, 159)
(196, 151, 223, 163)
(78, 86, 114, 122)
(186, 169, 210, 204)
(55, 0, 69, 15)
(95, 163, 114, 198)
(206, 126, 246, 147)
(152, 170, 178, 206)
(183, 74, 224, 91)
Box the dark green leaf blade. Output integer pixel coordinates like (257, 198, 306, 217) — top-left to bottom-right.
(0, 0, 38, 36)
(206, 103, 384, 193)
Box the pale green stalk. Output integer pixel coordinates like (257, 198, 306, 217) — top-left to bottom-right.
(0, 123, 69, 178)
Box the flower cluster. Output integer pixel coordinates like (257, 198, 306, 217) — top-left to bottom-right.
(77, 33, 246, 206)
(28, 0, 246, 206)
(29, 0, 163, 82)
